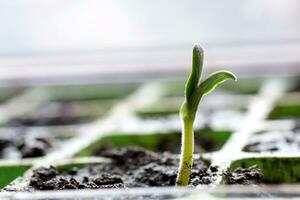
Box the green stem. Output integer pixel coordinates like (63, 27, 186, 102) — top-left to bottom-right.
(176, 103, 195, 186)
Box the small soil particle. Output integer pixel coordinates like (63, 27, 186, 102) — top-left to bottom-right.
(224, 166, 263, 185)
(28, 147, 218, 191)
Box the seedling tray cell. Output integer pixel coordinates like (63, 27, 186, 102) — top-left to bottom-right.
(5, 152, 213, 192)
(77, 129, 232, 157)
(6, 100, 116, 127)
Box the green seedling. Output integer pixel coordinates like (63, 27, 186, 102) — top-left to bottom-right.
(176, 45, 237, 186)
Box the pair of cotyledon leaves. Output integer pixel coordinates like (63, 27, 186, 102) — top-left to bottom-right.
(184, 45, 237, 116)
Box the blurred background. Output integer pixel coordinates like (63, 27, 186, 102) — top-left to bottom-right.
(0, 0, 300, 84)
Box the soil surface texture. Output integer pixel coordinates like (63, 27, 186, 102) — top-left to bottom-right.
(0, 128, 55, 158)
(224, 166, 263, 185)
(7, 116, 89, 127)
(29, 147, 218, 190)
(95, 137, 216, 155)
(7, 102, 98, 127)
(243, 130, 300, 153)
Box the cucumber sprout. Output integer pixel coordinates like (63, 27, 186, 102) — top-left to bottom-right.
(176, 45, 237, 186)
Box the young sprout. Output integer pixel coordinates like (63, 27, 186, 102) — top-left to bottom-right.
(176, 45, 237, 186)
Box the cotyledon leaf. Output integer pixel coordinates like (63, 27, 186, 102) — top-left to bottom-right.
(185, 70, 237, 115)
(185, 45, 204, 103)
(197, 70, 237, 96)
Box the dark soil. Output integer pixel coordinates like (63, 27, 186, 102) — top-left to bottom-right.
(29, 147, 219, 190)
(7, 101, 101, 127)
(0, 128, 57, 158)
(95, 136, 215, 156)
(7, 116, 91, 127)
(243, 130, 300, 153)
(95, 140, 208, 157)
(224, 166, 263, 185)
(294, 121, 300, 131)
(289, 80, 300, 92)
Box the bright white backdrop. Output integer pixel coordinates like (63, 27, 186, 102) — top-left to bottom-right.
(0, 0, 299, 54)
(0, 0, 299, 84)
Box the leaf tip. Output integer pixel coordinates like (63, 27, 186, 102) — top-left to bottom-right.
(193, 44, 204, 57)
(227, 71, 237, 82)
(217, 70, 237, 82)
